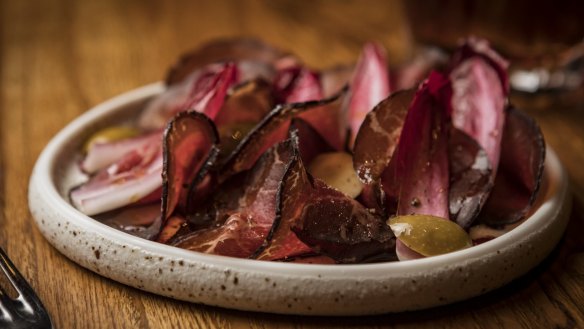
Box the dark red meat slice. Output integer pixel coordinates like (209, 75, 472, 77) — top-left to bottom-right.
(387, 71, 452, 218)
(170, 139, 296, 258)
(449, 128, 493, 229)
(214, 78, 274, 127)
(289, 118, 334, 165)
(219, 87, 347, 181)
(165, 38, 295, 86)
(347, 42, 391, 146)
(254, 135, 312, 261)
(291, 178, 397, 264)
(353, 89, 415, 184)
(266, 145, 395, 263)
(478, 107, 546, 226)
(160, 112, 220, 229)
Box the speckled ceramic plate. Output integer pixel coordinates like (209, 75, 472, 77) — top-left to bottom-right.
(28, 83, 571, 316)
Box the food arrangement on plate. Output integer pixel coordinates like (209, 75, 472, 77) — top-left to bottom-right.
(69, 37, 545, 264)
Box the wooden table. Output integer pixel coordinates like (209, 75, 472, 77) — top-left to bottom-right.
(1, 0, 583, 327)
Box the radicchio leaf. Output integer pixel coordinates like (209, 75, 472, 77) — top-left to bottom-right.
(477, 107, 546, 226)
(347, 42, 391, 146)
(139, 63, 237, 130)
(389, 71, 452, 219)
(170, 139, 297, 258)
(449, 37, 509, 179)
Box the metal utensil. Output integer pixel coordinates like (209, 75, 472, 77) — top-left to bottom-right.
(0, 247, 52, 329)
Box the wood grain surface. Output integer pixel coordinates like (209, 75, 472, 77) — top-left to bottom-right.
(1, 0, 583, 328)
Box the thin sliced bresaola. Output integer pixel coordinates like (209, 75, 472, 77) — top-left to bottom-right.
(170, 139, 296, 258)
(478, 107, 545, 226)
(352, 89, 415, 216)
(449, 37, 509, 179)
(289, 174, 397, 263)
(165, 37, 295, 86)
(160, 112, 220, 228)
(388, 71, 452, 219)
(347, 42, 391, 146)
(214, 78, 274, 127)
(219, 87, 347, 181)
(448, 128, 493, 229)
(289, 118, 334, 165)
(254, 127, 320, 260)
(353, 89, 415, 184)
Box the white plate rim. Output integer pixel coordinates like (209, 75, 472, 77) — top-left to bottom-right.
(28, 82, 572, 315)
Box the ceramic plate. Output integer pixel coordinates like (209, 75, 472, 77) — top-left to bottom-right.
(28, 83, 571, 316)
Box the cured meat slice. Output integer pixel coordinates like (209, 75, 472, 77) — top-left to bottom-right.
(290, 177, 397, 263)
(478, 107, 546, 226)
(448, 128, 493, 229)
(347, 42, 391, 146)
(353, 89, 415, 184)
(262, 141, 396, 263)
(160, 112, 220, 224)
(214, 78, 274, 127)
(220, 88, 346, 181)
(170, 139, 296, 258)
(290, 118, 334, 165)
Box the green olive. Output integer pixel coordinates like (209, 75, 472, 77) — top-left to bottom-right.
(83, 126, 141, 153)
(388, 215, 472, 257)
(307, 152, 364, 198)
